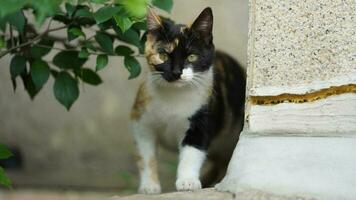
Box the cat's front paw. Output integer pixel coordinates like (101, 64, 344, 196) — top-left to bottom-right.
(175, 178, 202, 191)
(139, 183, 161, 194)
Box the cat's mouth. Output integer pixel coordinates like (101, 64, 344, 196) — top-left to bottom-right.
(150, 68, 195, 87)
(172, 80, 189, 87)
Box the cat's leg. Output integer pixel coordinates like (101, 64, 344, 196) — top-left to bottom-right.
(132, 121, 161, 194)
(176, 145, 206, 191)
(175, 110, 211, 191)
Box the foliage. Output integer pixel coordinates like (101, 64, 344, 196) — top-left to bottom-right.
(0, 144, 13, 188)
(0, 0, 173, 110)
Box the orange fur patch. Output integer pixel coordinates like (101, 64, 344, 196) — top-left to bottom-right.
(134, 154, 144, 171)
(145, 34, 180, 70)
(149, 157, 159, 183)
(131, 83, 151, 120)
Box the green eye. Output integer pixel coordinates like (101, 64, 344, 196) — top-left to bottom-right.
(159, 53, 169, 62)
(187, 54, 198, 62)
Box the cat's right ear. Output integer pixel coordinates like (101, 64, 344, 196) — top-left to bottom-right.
(147, 8, 162, 32)
(191, 7, 213, 44)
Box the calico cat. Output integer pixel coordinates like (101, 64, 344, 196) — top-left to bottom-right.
(130, 7, 246, 194)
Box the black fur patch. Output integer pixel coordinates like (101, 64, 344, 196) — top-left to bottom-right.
(182, 52, 246, 150)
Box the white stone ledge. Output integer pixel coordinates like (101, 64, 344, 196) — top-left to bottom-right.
(216, 136, 356, 200)
(248, 93, 356, 135)
(249, 72, 356, 96)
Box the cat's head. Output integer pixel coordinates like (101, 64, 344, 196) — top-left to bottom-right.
(145, 7, 214, 87)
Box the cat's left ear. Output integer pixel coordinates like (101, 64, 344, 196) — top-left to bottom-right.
(147, 7, 162, 32)
(191, 7, 213, 44)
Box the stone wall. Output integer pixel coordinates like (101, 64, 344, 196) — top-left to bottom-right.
(245, 0, 356, 135)
(217, 0, 356, 199)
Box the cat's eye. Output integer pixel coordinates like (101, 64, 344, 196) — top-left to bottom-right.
(187, 54, 199, 62)
(159, 53, 169, 62)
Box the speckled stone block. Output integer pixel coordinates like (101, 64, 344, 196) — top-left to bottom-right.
(248, 0, 356, 95)
(244, 0, 356, 134)
(217, 1, 356, 198)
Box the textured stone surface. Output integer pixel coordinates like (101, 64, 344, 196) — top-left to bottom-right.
(111, 188, 317, 200)
(220, 0, 356, 199)
(1, 188, 306, 200)
(244, 0, 356, 133)
(0, 190, 113, 200)
(249, 93, 356, 135)
(217, 136, 356, 200)
(248, 0, 356, 95)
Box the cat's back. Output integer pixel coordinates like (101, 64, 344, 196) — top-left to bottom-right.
(213, 50, 246, 117)
(207, 50, 246, 158)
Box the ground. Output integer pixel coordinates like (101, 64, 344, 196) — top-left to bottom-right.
(1, 188, 318, 200)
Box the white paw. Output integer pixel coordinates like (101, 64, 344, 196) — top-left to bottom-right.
(138, 183, 161, 194)
(175, 178, 202, 191)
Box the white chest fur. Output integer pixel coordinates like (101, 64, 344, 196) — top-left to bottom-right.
(145, 85, 210, 144)
(139, 70, 213, 147)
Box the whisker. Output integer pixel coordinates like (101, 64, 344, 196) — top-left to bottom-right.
(192, 77, 207, 86)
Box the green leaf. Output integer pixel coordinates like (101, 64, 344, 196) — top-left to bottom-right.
(68, 26, 85, 41)
(77, 68, 102, 85)
(50, 69, 59, 78)
(93, 6, 121, 24)
(7, 10, 25, 33)
(10, 55, 26, 78)
(115, 27, 141, 47)
(95, 33, 114, 54)
(0, 18, 7, 32)
(30, 59, 50, 89)
(0, 144, 13, 159)
(68, 27, 85, 39)
(79, 48, 90, 58)
(0, 167, 12, 188)
(97, 20, 112, 30)
(53, 72, 79, 110)
(115, 45, 134, 56)
(121, 0, 147, 19)
(132, 21, 147, 31)
(0, 0, 26, 18)
(96, 54, 108, 71)
(11, 77, 17, 91)
(74, 7, 92, 18)
(114, 15, 133, 33)
(70, 27, 85, 37)
(65, 2, 75, 17)
(90, 0, 107, 3)
(21, 72, 40, 99)
(124, 56, 141, 79)
(0, 36, 5, 49)
(53, 51, 87, 69)
(83, 41, 96, 51)
(30, 0, 63, 25)
(30, 38, 54, 58)
(139, 32, 147, 54)
(152, 0, 173, 13)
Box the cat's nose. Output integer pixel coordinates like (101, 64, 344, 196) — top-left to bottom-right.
(172, 69, 182, 78)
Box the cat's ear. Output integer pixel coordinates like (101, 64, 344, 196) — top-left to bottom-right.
(191, 7, 213, 44)
(147, 8, 162, 32)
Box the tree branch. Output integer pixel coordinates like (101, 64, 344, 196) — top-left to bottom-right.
(0, 25, 68, 59)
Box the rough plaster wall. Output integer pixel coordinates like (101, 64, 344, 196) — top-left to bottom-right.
(248, 0, 356, 96)
(245, 0, 356, 134)
(0, 0, 248, 191)
(217, 0, 356, 198)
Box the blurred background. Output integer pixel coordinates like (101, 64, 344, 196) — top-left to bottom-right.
(0, 0, 248, 196)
